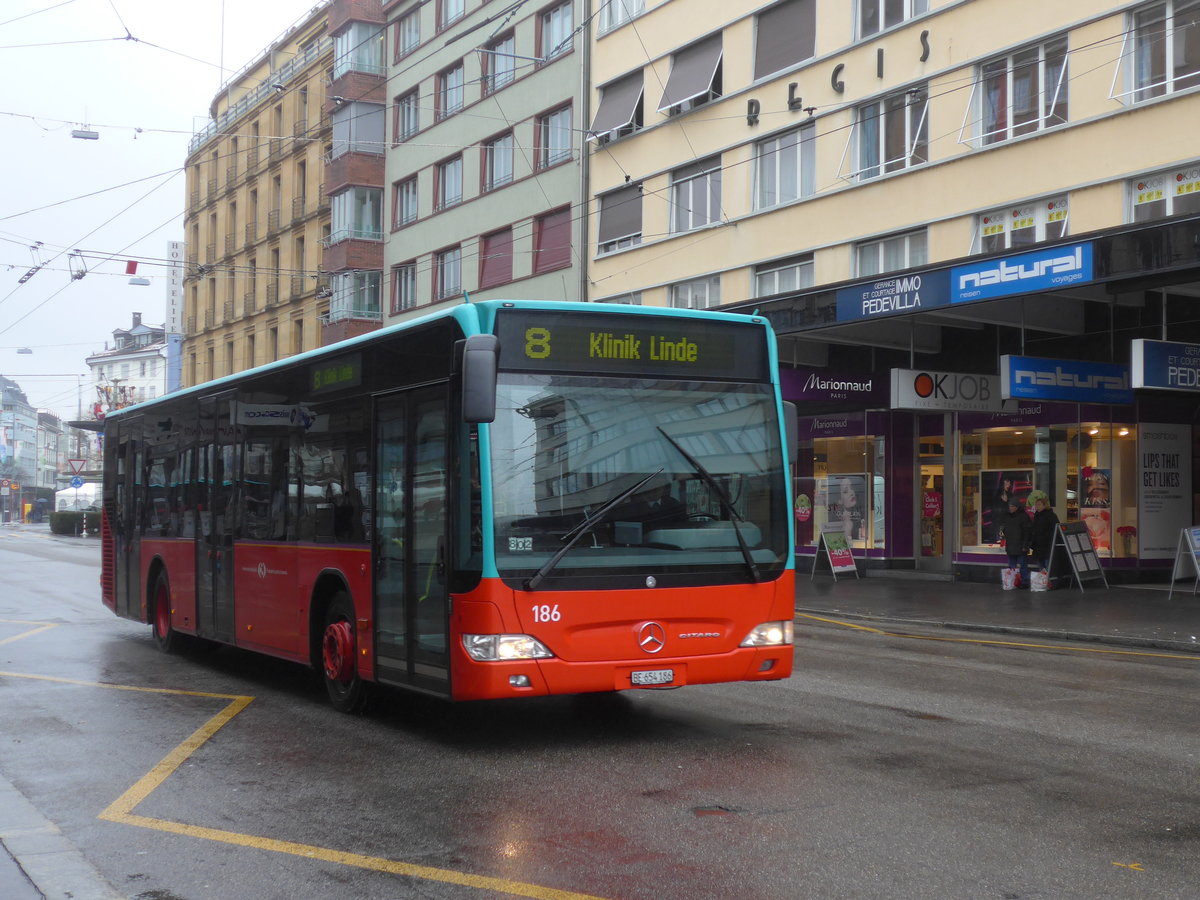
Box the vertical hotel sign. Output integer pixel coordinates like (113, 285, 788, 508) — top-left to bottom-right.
(166, 240, 184, 334)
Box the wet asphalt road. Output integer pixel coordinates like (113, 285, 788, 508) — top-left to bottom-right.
(2, 526, 1199, 900)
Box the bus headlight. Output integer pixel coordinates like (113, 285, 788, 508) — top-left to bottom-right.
(739, 621, 794, 647)
(462, 634, 554, 661)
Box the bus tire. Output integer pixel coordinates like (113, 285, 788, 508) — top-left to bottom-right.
(321, 591, 366, 713)
(151, 570, 177, 653)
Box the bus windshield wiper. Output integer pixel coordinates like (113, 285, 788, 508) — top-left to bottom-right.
(656, 427, 761, 583)
(524, 468, 664, 591)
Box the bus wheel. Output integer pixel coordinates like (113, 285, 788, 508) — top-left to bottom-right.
(152, 571, 177, 653)
(321, 592, 365, 713)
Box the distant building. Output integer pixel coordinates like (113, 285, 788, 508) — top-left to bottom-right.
(182, 5, 333, 386)
(0, 377, 39, 521)
(86, 312, 168, 417)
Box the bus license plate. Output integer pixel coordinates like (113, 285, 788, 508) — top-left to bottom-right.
(632, 668, 674, 686)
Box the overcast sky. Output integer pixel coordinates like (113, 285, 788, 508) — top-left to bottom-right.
(0, 0, 320, 418)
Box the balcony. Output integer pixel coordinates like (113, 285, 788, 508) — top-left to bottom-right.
(267, 209, 281, 234)
(323, 235, 383, 272)
(224, 234, 237, 257)
(267, 281, 280, 307)
(245, 221, 257, 246)
(204, 309, 216, 329)
(223, 300, 235, 321)
(206, 177, 218, 197)
(320, 310, 382, 345)
(324, 150, 384, 196)
(205, 243, 216, 263)
(225, 165, 238, 189)
(292, 196, 308, 224)
(243, 290, 257, 316)
(269, 138, 285, 164)
(246, 145, 259, 171)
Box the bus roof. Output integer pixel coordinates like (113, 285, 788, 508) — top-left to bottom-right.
(105, 300, 773, 421)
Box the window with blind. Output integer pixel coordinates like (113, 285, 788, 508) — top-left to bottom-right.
(479, 228, 514, 288)
(597, 184, 642, 253)
(754, 0, 815, 80)
(534, 207, 571, 273)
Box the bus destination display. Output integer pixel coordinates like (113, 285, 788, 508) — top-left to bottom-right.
(494, 310, 767, 380)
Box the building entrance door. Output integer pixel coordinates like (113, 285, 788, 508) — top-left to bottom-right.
(916, 414, 955, 573)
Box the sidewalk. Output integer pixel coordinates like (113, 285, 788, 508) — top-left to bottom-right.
(796, 570, 1200, 654)
(0, 775, 124, 900)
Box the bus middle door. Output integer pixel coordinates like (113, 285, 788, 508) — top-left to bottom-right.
(196, 395, 236, 643)
(373, 386, 450, 693)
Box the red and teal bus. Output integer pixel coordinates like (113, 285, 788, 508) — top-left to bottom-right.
(102, 301, 795, 711)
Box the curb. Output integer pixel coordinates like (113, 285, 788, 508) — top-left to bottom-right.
(795, 607, 1200, 657)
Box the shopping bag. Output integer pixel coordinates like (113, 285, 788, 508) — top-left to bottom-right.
(1031, 570, 1050, 592)
(1001, 567, 1018, 590)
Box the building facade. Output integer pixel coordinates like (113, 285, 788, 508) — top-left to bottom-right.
(86, 312, 169, 416)
(586, 0, 1200, 579)
(380, 0, 586, 317)
(321, 0, 389, 344)
(182, 6, 333, 387)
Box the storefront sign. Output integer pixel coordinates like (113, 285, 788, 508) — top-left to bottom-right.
(799, 412, 865, 440)
(835, 270, 949, 322)
(890, 368, 1004, 411)
(1131, 339, 1200, 392)
(1138, 424, 1192, 559)
(1000, 355, 1133, 404)
(951, 242, 1094, 303)
(780, 367, 889, 404)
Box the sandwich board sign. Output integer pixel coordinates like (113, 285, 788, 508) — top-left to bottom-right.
(1167, 527, 1200, 600)
(1048, 522, 1108, 593)
(811, 522, 859, 581)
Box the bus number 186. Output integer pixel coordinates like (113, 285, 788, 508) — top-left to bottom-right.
(533, 604, 561, 623)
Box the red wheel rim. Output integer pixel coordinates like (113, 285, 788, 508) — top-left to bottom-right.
(154, 583, 170, 638)
(323, 619, 355, 682)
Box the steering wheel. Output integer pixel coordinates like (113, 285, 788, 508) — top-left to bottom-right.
(688, 513, 718, 522)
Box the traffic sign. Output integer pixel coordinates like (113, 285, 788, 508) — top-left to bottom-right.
(71, 476, 85, 489)
(68, 459, 85, 474)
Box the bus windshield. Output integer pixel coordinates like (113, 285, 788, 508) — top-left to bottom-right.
(490, 373, 789, 589)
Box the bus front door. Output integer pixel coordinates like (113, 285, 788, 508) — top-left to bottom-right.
(373, 387, 450, 692)
(196, 395, 236, 643)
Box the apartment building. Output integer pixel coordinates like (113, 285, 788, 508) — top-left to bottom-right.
(380, 0, 586, 317)
(587, 0, 1200, 579)
(323, 0, 389, 343)
(182, 6, 333, 387)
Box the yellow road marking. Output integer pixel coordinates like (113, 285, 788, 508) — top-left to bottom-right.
(1112, 861, 1145, 871)
(2, 669, 609, 900)
(0, 618, 58, 646)
(798, 613, 1200, 662)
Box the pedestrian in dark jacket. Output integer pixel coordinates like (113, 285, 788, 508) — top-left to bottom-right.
(1029, 497, 1060, 572)
(999, 499, 1032, 587)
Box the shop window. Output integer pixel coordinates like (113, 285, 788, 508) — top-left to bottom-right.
(976, 197, 1068, 253)
(1130, 164, 1200, 222)
(793, 420, 886, 550)
(958, 422, 1136, 558)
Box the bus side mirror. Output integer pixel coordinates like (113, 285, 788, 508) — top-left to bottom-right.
(461, 334, 499, 423)
(783, 401, 798, 466)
